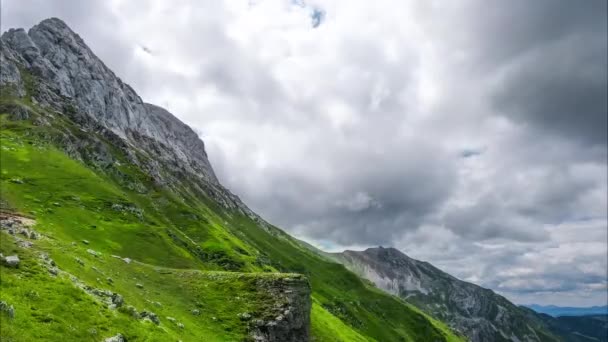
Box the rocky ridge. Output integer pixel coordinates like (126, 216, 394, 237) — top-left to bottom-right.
(1, 18, 217, 184)
(0, 17, 274, 230)
(332, 247, 557, 342)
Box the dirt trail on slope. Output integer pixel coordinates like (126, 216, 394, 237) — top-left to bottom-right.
(0, 211, 36, 227)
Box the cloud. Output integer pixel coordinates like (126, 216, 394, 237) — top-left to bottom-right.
(491, 31, 607, 147)
(335, 192, 380, 212)
(2, 0, 606, 307)
(397, 220, 607, 306)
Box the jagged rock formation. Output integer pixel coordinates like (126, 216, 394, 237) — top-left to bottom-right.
(332, 247, 558, 342)
(0, 17, 271, 227)
(1, 18, 217, 183)
(249, 275, 311, 342)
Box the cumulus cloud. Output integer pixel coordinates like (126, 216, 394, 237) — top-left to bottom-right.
(2, 0, 606, 306)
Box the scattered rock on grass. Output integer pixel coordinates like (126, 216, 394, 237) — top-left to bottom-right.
(122, 305, 138, 318)
(3, 255, 20, 267)
(112, 255, 132, 264)
(111, 293, 124, 308)
(40, 253, 55, 266)
(191, 309, 200, 316)
(16, 238, 33, 248)
(18, 228, 39, 240)
(87, 249, 100, 257)
(0, 301, 15, 319)
(140, 311, 160, 325)
(104, 333, 125, 342)
(238, 312, 252, 321)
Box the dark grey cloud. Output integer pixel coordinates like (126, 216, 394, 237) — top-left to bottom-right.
(399, 219, 607, 306)
(459, 148, 483, 158)
(474, 0, 608, 147)
(466, 0, 606, 67)
(442, 158, 604, 240)
(492, 32, 607, 147)
(443, 199, 548, 242)
(2, 0, 606, 307)
(213, 132, 457, 246)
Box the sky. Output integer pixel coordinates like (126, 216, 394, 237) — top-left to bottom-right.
(2, 0, 607, 307)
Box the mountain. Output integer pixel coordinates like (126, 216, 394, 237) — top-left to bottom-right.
(0, 18, 465, 341)
(537, 314, 608, 342)
(528, 305, 608, 318)
(331, 247, 565, 342)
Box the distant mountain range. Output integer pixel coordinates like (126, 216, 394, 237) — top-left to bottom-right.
(528, 305, 608, 317)
(536, 314, 608, 342)
(331, 246, 608, 342)
(331, 247, 559, 341)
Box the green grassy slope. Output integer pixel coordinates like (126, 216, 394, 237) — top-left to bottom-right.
(0, 98, 464, 341)
(0, 231, 306, 341)
(222, 212, 462, 341)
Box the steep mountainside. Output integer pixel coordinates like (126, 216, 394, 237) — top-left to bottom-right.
(0, 18, 464, 341)
(332, 247, 562, 342)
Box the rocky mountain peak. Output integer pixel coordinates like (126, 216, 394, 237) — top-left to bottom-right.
(32, 17, 75, 33)
(29, 17, 84, 50)
(1, 17, 219, 185)
(362, 246, 405, 257)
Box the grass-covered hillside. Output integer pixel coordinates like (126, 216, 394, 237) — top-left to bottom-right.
(0, 92, 465, 341)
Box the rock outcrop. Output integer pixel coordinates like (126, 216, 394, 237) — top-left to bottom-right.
(0, 17, 274, 230)
(249, 275, 311, 342)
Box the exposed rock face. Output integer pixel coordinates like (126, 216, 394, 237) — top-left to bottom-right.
(249, 275, 311, 342)
(2, 255, 20, 267)
(0, 17, 272, 227)
(0, 301, 15, 319)
(104, 333, 125, 342)
(333, 247, 556, 342)
(1, 18, 217, 185)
